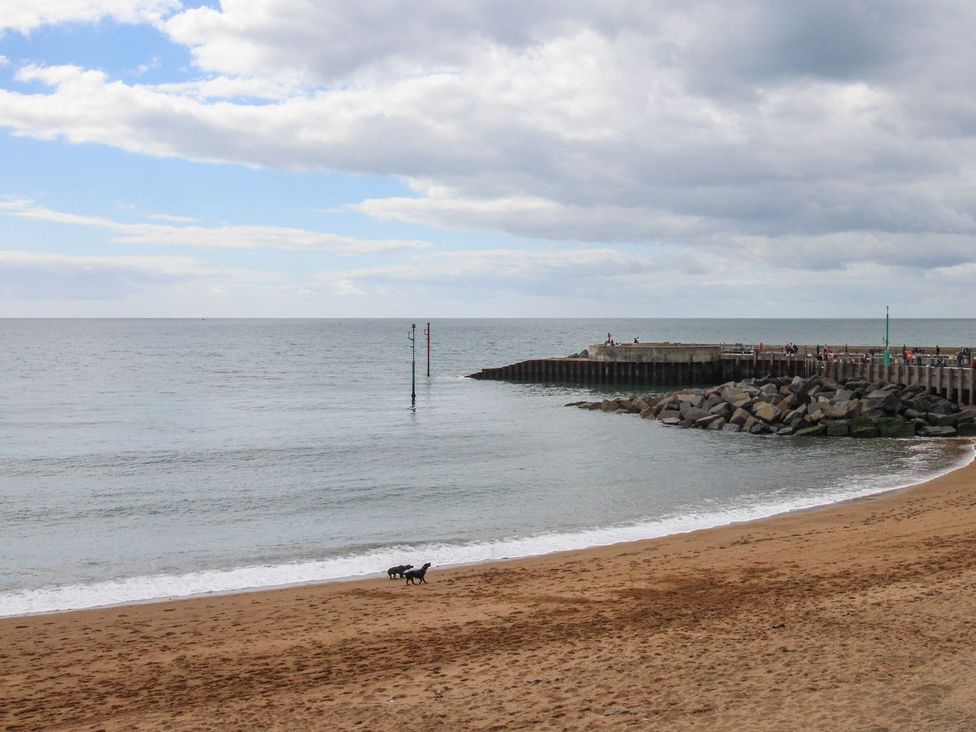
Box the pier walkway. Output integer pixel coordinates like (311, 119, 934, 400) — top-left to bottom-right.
(468, 343, 976, 408)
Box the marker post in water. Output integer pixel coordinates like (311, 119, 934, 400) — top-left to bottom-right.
(408, 323, 417, 404)
(883, 305, 891, 366)
(425, 321, 431, 378)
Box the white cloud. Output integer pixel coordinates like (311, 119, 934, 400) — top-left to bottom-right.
(0, 248, 220, 300)
(0, 198, 431, 254)
(3, 0, 976, 303)
(0, 0, 180, 34)
(147, 212, 199, 224)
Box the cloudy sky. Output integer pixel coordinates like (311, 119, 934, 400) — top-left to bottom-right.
(1, 1, 974, 317)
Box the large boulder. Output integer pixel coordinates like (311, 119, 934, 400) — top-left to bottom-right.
(695, 414, 724, 428)
(824, 400, 859, 419)
(708, 401, 732, 419)
(706, 417, 726, 430)
(730, 407, 751, 426)
(660, 416, 682, 426)
(877, 417, 916, 438)
(722, 422, 742, 433)
(825, 419, 851, 437)
(851, 415, 880, 438)
(956, 407, 976, 422)
(918, 425, 958, 437)
(676, 392, 705, 408)
(927, 412, 960, 427)
(730, 395, 755, 409)
(776, 394, 798, 412)
(679, 403, 709, 421)
(720, 387, 748, 404)
(957, 422, 976, 437)
(703, 393, 723, 409)
(795, 424, 827, 437)
(915, 394, 955, 415)
(753, 402, 782, 423)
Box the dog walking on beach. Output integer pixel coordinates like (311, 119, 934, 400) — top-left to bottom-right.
(404, 562, 431, 584)
(387, 564, 413, 580)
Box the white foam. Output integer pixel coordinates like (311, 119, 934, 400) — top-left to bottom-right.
(3, 443, 972, 617)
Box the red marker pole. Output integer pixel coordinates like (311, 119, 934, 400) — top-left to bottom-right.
(425, 321, 431, 377)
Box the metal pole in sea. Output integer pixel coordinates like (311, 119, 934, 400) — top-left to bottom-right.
(425, 321, 431, 378)
(883, 305, 891, 366)
(409, 323, 416, 404)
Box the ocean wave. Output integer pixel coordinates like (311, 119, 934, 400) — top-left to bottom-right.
(3, 441, 971, 618)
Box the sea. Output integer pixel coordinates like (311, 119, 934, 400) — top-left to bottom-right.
(2, 318, 974, 617)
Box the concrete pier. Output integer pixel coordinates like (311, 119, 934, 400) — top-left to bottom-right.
(468, 342, 976, 407)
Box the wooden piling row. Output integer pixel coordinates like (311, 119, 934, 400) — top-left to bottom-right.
(469, 353, 975, 407)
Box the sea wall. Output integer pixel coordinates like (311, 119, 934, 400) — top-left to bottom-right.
(587, 343, 722, 363)
(469, 342, 975, 407)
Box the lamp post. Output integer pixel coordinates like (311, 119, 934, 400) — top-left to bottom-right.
(424, 321, 430, 378)
(408, 323, 416, 404)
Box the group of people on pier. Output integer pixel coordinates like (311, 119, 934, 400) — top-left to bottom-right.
(899, 345, 973, 368)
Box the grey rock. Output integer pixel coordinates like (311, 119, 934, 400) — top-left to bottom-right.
(825, 419, 851, 437)
(918, 425, 958, 437)
(927, 412, 960, 427)
(877, 417, 916, 438)
(730, 407, 751, 426)
(708, 402, 732, 419)
(754, 402, 782, 423)
(851, 420, 880, 438)
(722, 422, 742, 432)
(695, 414, 724, 428)
(680, 403, 710, 421)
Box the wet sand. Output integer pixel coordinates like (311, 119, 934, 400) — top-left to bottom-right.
(3, 445, 976, 730)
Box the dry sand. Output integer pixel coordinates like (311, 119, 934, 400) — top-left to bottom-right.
(3, 443, 976, 731)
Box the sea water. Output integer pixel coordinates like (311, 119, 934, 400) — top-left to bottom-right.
(1, 318, 973, 616)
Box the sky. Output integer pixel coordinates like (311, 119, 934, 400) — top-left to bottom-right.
(1, 1, 975, 317)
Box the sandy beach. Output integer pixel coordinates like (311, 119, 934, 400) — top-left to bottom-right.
(3, 444, 976, 731)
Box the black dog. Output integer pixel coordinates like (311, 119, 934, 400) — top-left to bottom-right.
(387, 564, 413, 580)
(404, 562, 431, 584)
